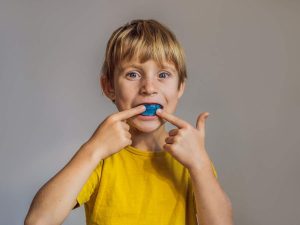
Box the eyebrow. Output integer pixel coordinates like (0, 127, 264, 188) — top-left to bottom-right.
(119, 63, 177, 74)
(118, 64, 142, 74)
(161, 65, 177, 74)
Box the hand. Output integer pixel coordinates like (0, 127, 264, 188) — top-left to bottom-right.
(156, 109, 211, 170)
(86, 105, 146, 160)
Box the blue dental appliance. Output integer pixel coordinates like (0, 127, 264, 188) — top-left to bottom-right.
(141, 103, 162, 116)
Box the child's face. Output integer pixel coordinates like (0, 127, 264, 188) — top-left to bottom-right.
(105, 58, 185, 133)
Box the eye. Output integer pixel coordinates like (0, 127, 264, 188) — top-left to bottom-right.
(126, 71, 141, 80)
(158, 72, 170, 79)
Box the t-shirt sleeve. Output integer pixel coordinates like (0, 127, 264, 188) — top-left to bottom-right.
(76, 159, 104, 207)
(210, 160, 218, 179)
(186, 175, 198, 225)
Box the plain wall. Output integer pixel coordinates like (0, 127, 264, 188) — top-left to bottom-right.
(1, 0, 299, 224)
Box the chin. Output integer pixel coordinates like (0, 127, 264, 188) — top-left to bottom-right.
(128, 118, 164, 133)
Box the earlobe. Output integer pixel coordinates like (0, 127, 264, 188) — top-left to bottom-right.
(100, 75, 115, 101)
(178, 81, 186, 99)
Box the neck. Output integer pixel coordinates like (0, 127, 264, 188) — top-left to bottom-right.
(129, 125, 168, 152)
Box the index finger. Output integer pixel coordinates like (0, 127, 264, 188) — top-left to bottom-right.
(116, 105, 146, 121)
(156, 109, 188, 128)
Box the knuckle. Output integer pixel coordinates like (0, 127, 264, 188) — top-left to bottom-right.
(186, 124, 192, 130)
(169, 129, 177, 136)
(124, 123, 130, 130)
(107, 115, 117, 123)
(174, 136, 181, 143)
(177, 130, 184, 137)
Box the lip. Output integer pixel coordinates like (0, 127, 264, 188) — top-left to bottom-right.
(137, 114, 158, 120)
(134, 101, 164, 109)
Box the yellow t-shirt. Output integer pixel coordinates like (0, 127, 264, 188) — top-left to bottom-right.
(76, 145, 218, 225)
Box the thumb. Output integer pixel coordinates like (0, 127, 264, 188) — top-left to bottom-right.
(196, 112, 210, 131)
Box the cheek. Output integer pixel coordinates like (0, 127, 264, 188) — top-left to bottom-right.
(115, 87, 136, 110)
(164, 91, 181, 112)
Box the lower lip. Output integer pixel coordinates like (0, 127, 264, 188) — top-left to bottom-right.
(137, 115, 158, 120)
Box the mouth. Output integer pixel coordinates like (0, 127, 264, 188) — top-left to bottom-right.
(135, 103, 164, 116)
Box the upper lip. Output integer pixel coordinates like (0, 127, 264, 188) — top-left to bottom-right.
(134, 101, 164, 108)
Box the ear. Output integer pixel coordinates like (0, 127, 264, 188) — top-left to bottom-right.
(177, 81, 186, 99)
(100, 75, 115, 102)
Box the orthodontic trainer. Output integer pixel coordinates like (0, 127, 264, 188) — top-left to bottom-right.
(141, 103, 163, 116)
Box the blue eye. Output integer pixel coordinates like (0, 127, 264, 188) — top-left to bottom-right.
(126, 72, 140, 79)
(159, 72, 170, 79)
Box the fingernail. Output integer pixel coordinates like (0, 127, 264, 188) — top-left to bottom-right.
(156, 108, 162, 113)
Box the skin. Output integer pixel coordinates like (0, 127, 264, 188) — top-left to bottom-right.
(102, 58, 233, 224)
(101, 58, 186, 152)
(24, 105, 147, 225)
(155, 109, 233, 224)
(25, 57, 233, 225)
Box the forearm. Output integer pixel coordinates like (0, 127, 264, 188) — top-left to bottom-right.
(188, 157, 233, 225)
(25, 143, 103, 225)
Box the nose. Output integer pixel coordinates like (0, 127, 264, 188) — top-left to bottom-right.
(140, 77, 158, 96)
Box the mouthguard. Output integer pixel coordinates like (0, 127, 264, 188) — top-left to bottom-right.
(141, 103, 163, 116)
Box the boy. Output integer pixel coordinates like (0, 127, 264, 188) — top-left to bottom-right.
(25, 19, 233, 225)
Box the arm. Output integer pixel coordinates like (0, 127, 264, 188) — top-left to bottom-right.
(24, 143, 103, 225)
(189, 156, 233, 225)
(155, 110, 233, 225)
(24, 105, 146, 225)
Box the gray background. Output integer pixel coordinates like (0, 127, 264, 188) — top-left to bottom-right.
(1, 0, 299, 224)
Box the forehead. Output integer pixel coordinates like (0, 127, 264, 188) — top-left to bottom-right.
(116, 58, 178, 74)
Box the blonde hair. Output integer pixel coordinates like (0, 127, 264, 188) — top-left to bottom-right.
(101, 19, 187, 90)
